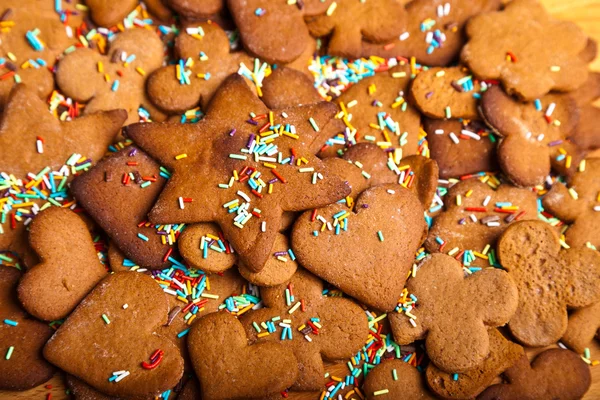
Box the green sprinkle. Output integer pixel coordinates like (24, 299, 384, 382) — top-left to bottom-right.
(140, 181, 152, 188)
(229, 154, 247, 160)
(5, 346, 14, 360)
(445, 106, 452, 119)
(377, 231, 384, 242)
(101, 314, 111, 325)
(308, 117, 319, 132)
(392, 368, 398, 381)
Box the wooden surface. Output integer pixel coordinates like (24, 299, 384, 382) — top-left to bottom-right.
(3, 0, 600, 399)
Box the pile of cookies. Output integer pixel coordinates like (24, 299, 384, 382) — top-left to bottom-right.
(1, 0, 600, 399)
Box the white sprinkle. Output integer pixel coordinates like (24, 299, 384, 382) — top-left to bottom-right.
(449, 132, 459, 144)
(409, 318, 417, 327)
(261, 221, 266, 232)
(304, 335, 313, 342)
(437, 4, 444, 17)
(115, 371, 130, 382)
(461, 130, 481, 140)
(178, 197, 185, 210)
(434, 129, 444, 134)
(444, 2, 451, 15)
(36, 140, 44, 154)
(237, 190, 250, 202)
(545, 102, 556, 117)
(399, 32, 410, 41)
(469, 214, 477, 223)
(281, 112, 288, 118)
(487, 221, 501, 227)
(594, 206, 600, 212)
(387, 189, 396, 194)
(483, 195, 491, 207)
(122, 304, 128, 309)
(537, 134, 545, 142)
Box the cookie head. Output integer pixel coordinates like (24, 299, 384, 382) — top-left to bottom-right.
(461, 0, 589, 100)
(498, 220, 600, 346)
(389, 253, 518, 373)
(363, 359, 436, 400)
(188, 311, 299, 400)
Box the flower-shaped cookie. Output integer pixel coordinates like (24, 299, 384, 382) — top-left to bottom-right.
(305, 0, 405, 58)
(0, 266, 56, 391)
(147, 22, 253, 114)
(425, 179, 538, 267)
(228, 0, 333, 64)
(478, 349, 592, 400)
(292, 184, 426, 311)
(56, 28, 166, 125)
(0, 1, 73, 106)
(461, 0, 589, 100)
(320, 64, 422, 159)
(44, 272, 185, 398)
(17, 208, 107, 321)
(360, 0, 502, 66)
(498, 220, 600, 346)
(240, 268, 368, 391)
(543, 158, 600, 249)
(127, 74, 349, 273)
(481, 85, 584, 187)
(389, 253, 518, 373)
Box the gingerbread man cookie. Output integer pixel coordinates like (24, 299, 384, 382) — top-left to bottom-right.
(363, 359, 436, 400)
(562, 302, 600, 354)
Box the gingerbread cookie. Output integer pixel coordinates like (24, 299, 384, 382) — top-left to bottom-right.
(228, 0, 331, 64)
(390, 253, 518, 373)
(424, 118, 498, 178)
(292, 184, 426, 311)
(0, 1, 73, 107)
(44, 272, 185, 398)
(425, 179, 538, 267)
(0, 266, 55, 391)
(481, 85, 584, 187)
(320, 64, 422, 159)
(570, 72, 600, 152)
(127, 74, 350, 273)
(461, 0, 589, 100)
(542, 158, 600, 249)
(360, 0, 502, 66)
(562, 302, 600, 354)
(147, 22, 253, 114)
(498, 220, 600, 347)
(177, 377, 200, 400)
(56, 28, 167, 125)
(241, 268, 368, 391)
(188, 311, 299, 399)
(71, 147, 170, 269)
(426, 328, 524, 399)
(478, 349, 591, 400)
(410, 66, 482, 120)
(363, 359, 436, 400)
(178, 222, 298, 286)
(17, 208, 107, 321)
(324, 143, 439, 206)
(86, 0, 139, 27)
(305, 0, 405, 58)
(66, 375, 119, 400)
(168, 0, 223, 19)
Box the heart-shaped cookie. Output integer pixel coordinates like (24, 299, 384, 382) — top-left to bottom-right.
(292, 184, 426, 311)
(188, 311, 298, 400)
(44, 272, 184, 398)
(18, 208, 108, 321)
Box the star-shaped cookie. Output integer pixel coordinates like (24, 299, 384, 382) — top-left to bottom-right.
(126, 74, 350, 272)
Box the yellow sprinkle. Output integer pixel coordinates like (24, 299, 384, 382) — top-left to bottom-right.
(368, 84, 376, 95)
(435, 70, 446, 77)
(566, 155, 572, 169)
(257, 332, 270, 338)
(97, 61, 104, 73)
(135, 67, 146, 76)
(456, 195, 462, 206)
(326, 1, 337, 16)
(579, 160, 586, 172)
(568, 188, 579, 200)
(373, 389, 390, 396)
(175, 154, 188, 160)
(465, 189, 473, 197)
(7, 52, 17, 61)
(392, 71, 407, 78)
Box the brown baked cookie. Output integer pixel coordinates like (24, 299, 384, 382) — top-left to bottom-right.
(127, 74, 350, 273)
(0, 84, 126, 179)
(292, 184, 426, 311)
(227, 0, 331, 64)
(56, 28, 166, 125)
(178, 222, 297, 286)
(390, 253, 518, 373)
(426, 328, 524, 399)
(71, 147, 171, 269)
(177, 377, 200, 400)
(363, 359, 436, 400)
(542, 158, 600, 249)
(0, 266, 55, 391)
(147, 21, 253, 114)
(66, 375, 119, 400)
(86, 0, 171, 27)
(411, 66, 482, 120)
(0, 1, 73, 107)
(478, 349, 591, 400)
(562, 302, 600, 355)
(188, 311, 299, 400)
(44, 272, 185, 398)
(168, 0, 223, 19)
(360, 0, 502, 66)
(305, 0, 405, 58)
(240, 268, 368, 391)
(320, 64, 422, 159)
(325, 143, 439, 206)
(461, 0, 589, 100)
(498, 220, 600, 347)
(17, 208, 107, 321)
(425, 179, 538, 268)
(570, 72, 600, 152)
(481, 85, 584, 187)
(424, 118, 498, 179)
